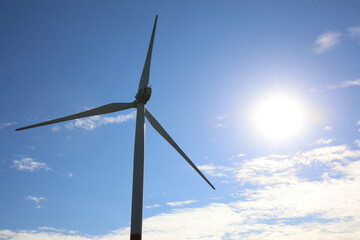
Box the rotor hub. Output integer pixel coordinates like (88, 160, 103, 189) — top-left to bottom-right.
(135, 87, 152, 104)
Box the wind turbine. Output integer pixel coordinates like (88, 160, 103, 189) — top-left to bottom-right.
(16, 15, 215, 240)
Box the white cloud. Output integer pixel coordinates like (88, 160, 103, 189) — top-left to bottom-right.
(355, 140, 360, 148)
(25, 195, 46, 208)
(51, 126, 61, 132)
(3, 145, 360, 239)
(66, 111, 136, 131)
(235, 154, 296, 186)
(37, 226, 78, 235)
(166, 200, 197, 207)
(202, 145, 360, 186)
(310, 79, 360, 92)
(211, 114, 227, 128)
(12, 158, 51, 172)
(67, 173, 74, 178)
(324, 126, 332, 131)
(144, 204, 161, 209)
(199, 164, 234, 178)
(229, 153, 246, 160)
(311, 138, 335, 145)
(348, 26, 360, 42)
(340, 79, 360, 88)
(0, 121, 17, 130)
(214, 123, 225, 128)
(214, 114, 228, 121)
(293, 145, 358, 165)
(37, 226, 60, 231)
(313, 31, 341, 53)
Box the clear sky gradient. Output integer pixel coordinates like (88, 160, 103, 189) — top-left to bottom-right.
(1, 0, 360, 239)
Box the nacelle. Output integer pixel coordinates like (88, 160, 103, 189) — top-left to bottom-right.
(135, 87, 152, 103)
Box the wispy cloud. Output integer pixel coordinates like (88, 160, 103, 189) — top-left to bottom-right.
(65, 111, 136, 131)
(199, 164, 234, 178)
(12, 157, 51, 172)
(200, 145, 360, 186)
(166, 200, 197, 207)
(312, 138, 335, 145)
(210, 114, 227, 128)
(324, 126, 332, 131)
(310, 79, 360, 92)
(144, 204, 161, 209)
(229, 153, 246, 160)
(313, 31, 341, 53)
(36, 226, 78, 235)
(37, 227, 60, 231)
(25, 195, 46, 208)
(340, 79, 360, 88)
(355, 139, 360, 148)
(214, 114, 227, 121)
(348, 26, 360, 42)
(51, 126, 61, 132)
(311, 26, 360, 56)
(0, 121, 17, 130)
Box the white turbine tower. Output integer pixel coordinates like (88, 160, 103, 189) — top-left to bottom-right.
(16, 15, 215, 240)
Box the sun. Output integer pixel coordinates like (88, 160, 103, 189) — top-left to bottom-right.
(251, 94, 305, 141)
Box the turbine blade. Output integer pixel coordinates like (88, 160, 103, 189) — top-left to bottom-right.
(16, 102, 136, 131)
(145, 108, 215, 190)
(138, 15, 158, 91)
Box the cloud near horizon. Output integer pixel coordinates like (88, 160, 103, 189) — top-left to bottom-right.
(2, 143, 360, 239)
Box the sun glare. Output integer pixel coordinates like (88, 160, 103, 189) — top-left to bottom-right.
(251, 94, 305, 141)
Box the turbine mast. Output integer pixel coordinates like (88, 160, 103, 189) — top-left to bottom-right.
(130, 15, 158, 240)
(130, 103, 145, 240)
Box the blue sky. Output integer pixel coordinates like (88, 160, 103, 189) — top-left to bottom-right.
(1, 0, 360, 239)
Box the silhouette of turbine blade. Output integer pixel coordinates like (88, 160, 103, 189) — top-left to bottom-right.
(16, 102, 136, 131)
(144, 108, 215, 190)
(138, 15, 158, 91)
